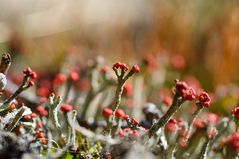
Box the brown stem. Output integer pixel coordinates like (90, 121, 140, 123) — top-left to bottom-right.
(148, 94, 183, 137)
(0, 53, 11, 75)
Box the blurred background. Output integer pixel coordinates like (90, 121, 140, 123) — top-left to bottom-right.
(0, 0, 239, 91)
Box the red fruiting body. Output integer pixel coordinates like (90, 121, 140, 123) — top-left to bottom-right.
(102, 108, 113, 118)
(30, 113, 37, 118)
(16, 125, 24, 135)
(23, 67, 37, 79)
(131, 65, 140, 73)
(121, 63, 128, 71)
(208, 127, 217, 139)
(69, 70, 79, 82)
(36, 106, 48, 117)
(190, 105, 198, 114)
(118, 130, 125, 137)
(17, 125, 24, 130)
(176, 81, 188, 93)
(23, 68, 32, 75)
(77, 80, 90, 92)
(36, 130, 44, 138)
(37, 86, 50, 97)
(36, 122, 43, 128)
(227, 132, 239, 151)
(112, 62, 129, 71)
(132, 130, 139, 138)
(131, 118, 139, 125)
(112, 62, 120, 71)
(175, 81, 196, 101)
(198, 92, 211, 107)
(28, 80, 35, 86)
(115, 109, 125, 119)
(165, 119, 178, 132)
(184, 87, 196, 100)
(112, 62, 121, 71)
(232, 107, 239, 119)
(193, 119, 206, 129)
(60, 104, 73, 113)
(100, 66, 109, 73)
(143, 54, 156, 72)
(207, 113, 219, 124)
(22, 115, 32, 121)
(53, 73, 67, 87)
(40, 137, 47, 144)
(123, 83, 133, 97)
(49, 92, 55, 97)
(123, 128, 132, 133)
(171, 54, 186, 70)
(30, 71, 37, 79)
(123, 115, 129, 120)
(162, 96, 172, 106)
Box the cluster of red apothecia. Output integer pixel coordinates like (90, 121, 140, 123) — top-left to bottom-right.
(6, 67, 38, 115)
(22, 113, 37, 121)
(35, 130, 47, 144)
(231, 107, 239, 119)
(23, 67, 37, 86)
(164, 114, 219, 147)
(102, 108, 139, 126)
(103, 108, 138, 123)
(100, 66, 110, 74)
(112, 62, 140, 73)
(102, 107, 141, 139)
(123, 83, 133, 97)
(17, 84, 75, 146)
(17, 111, 47, 144)
(36, 69, 80, 102)
(117, 128, 139, 139)
(175, 80, 211, 107)
(60, 104, 73, 113)
(21, 103, 74, 145)
(112, 62, 129, 72)
(230, 105, 239, 151)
